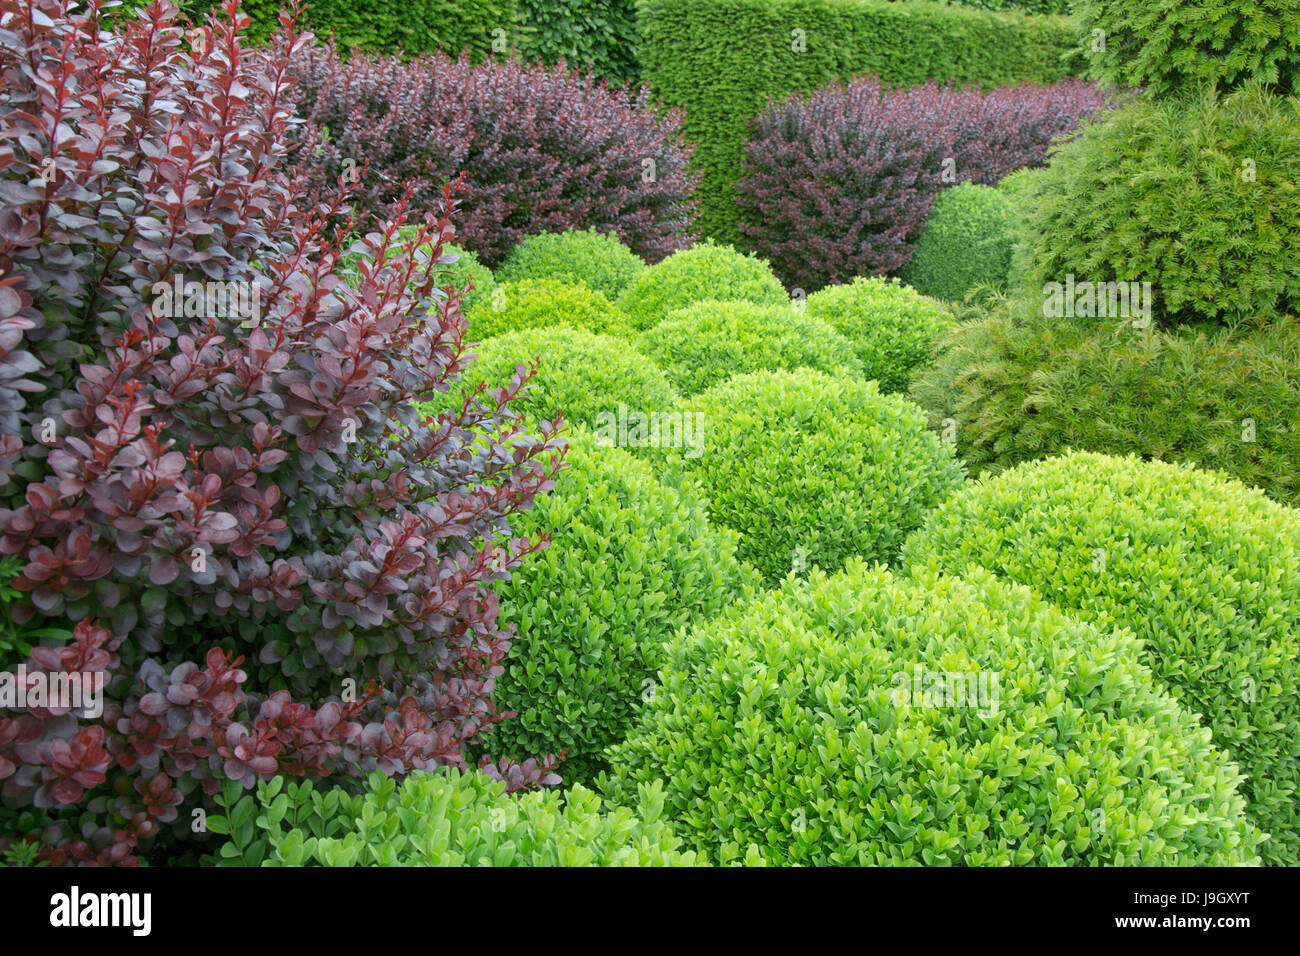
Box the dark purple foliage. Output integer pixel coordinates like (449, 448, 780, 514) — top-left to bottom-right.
(736, 75, 1114, 291)
(289, 43, 701, 267)
(0, 0, 564, 866)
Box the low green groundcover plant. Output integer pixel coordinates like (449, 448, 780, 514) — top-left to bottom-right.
(466, 279, 635, 340)
(900, 183, 1017, 304)
(902, 451, 1300, 865)
(662, 368, 964, 587)
(496, 228, 646, 299)
(600, 560, 1265, 866)
(638, 299, 862, 395)
(805, 277, 956, 394)
(208, 770, 719, 866)
(616, 239, 788, 330)
(427, 326, 678, 432)
(481, 431, 758, 785)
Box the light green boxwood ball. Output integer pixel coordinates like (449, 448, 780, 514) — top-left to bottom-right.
(805, 276, 956, 394)
(496, 228, 646, 300)
(638, 299, 863, 395)
(444, 325, 678, 432)
(616, 238, 789, 330)
(900, 183, 1017, 304)
(237, 770, 708, 866)
(663, 367, 964, 588)
(466, 278, 636, 340)
(483, 430, 759, 786)
(902, 450, 1300, 865)
(600, 560, 1265, 866)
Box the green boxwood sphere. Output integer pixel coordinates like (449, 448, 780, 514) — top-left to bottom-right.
(466, 279, 635, 340)
(903, 451, 1300, 865)
(616, 239, 789, 330)
(805, 276, 955, 394)
(637, 299, 863, 395)
(665, 368, 964, 587)
(496, 228, 646, 299)
(600, 560, 1265, 865)
(483, 431, 758, 785)
(900, 183, 1017, 304)
(443, 326, 678, 432)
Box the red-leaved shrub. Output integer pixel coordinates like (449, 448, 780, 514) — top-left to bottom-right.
(288, 43, 700, 268)
(735, 76, 1114, 291)
(0, 0, 566, 866)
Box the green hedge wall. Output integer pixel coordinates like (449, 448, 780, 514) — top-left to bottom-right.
(638, 0, 1085, 243)
(167, 0, 519, 59)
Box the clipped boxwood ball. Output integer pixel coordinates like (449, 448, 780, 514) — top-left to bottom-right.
(600, 560, 1265, 866)
(666, 368, 964, 587)
(616, 238, 788, 330)
(446, 325, 678, 431)
(900, 183, 1017, 303)
(805, 276, 955, 393)
(637, 299, 863, 395)
(495, 228, 646, 299)
(902, 451, 1300, 865)
(232, 770, 706, 866)
(483, 431, 758, 785)
(466, 279, 635, 340)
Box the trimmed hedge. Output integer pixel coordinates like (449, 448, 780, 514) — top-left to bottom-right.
(638, 0, 1085, 243)
(1020, 86, 1300, 328)
(902, 451, 1300, 865)
(515, 0, 641, 86)
(601, 561, 1265, 865)
(173, 0, 519, 58)
(466, 279, 635, 340)
(1074, 0, 1300, 97)
(638, 299, 862, 395)
(210, 770, 708, 866)
(495, 229, 646, 300)
(482, 433, 758, 785)
(616, 240, 788, 330)
(900, 183, 1018, 303)
(664, 368, 964, 587)
(438, 326, 678, 431)
(908, 301, 1300, 506)
(805, 277, 956, 393)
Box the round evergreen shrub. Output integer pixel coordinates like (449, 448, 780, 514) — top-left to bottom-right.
(804, 277, 956, 394)
(902, 451, 1300, 865)
(616, 239, 788, 330)
(495, 228, 646, 300)
(900, 183, 1017, 303)
(466, 279, 635, 340)
(437, 326, 678, 431)
(1020, 86, 1300, 328)
(482, 432, 758, 785)
(908, 298, 1300, 506)
(665, 368, 964, 587)
(600, 561, 1265, 865)
(637, 299, 862, 395)
(1074, 0, 1300, 97)
(211, 770, 712, 867)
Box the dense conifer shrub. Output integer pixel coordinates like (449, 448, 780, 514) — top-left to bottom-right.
(0, 0, 564, 866)
(903, 452, 1300, 864)
(601, 561, 1265, 865)
(900, 183, 1018, 303)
